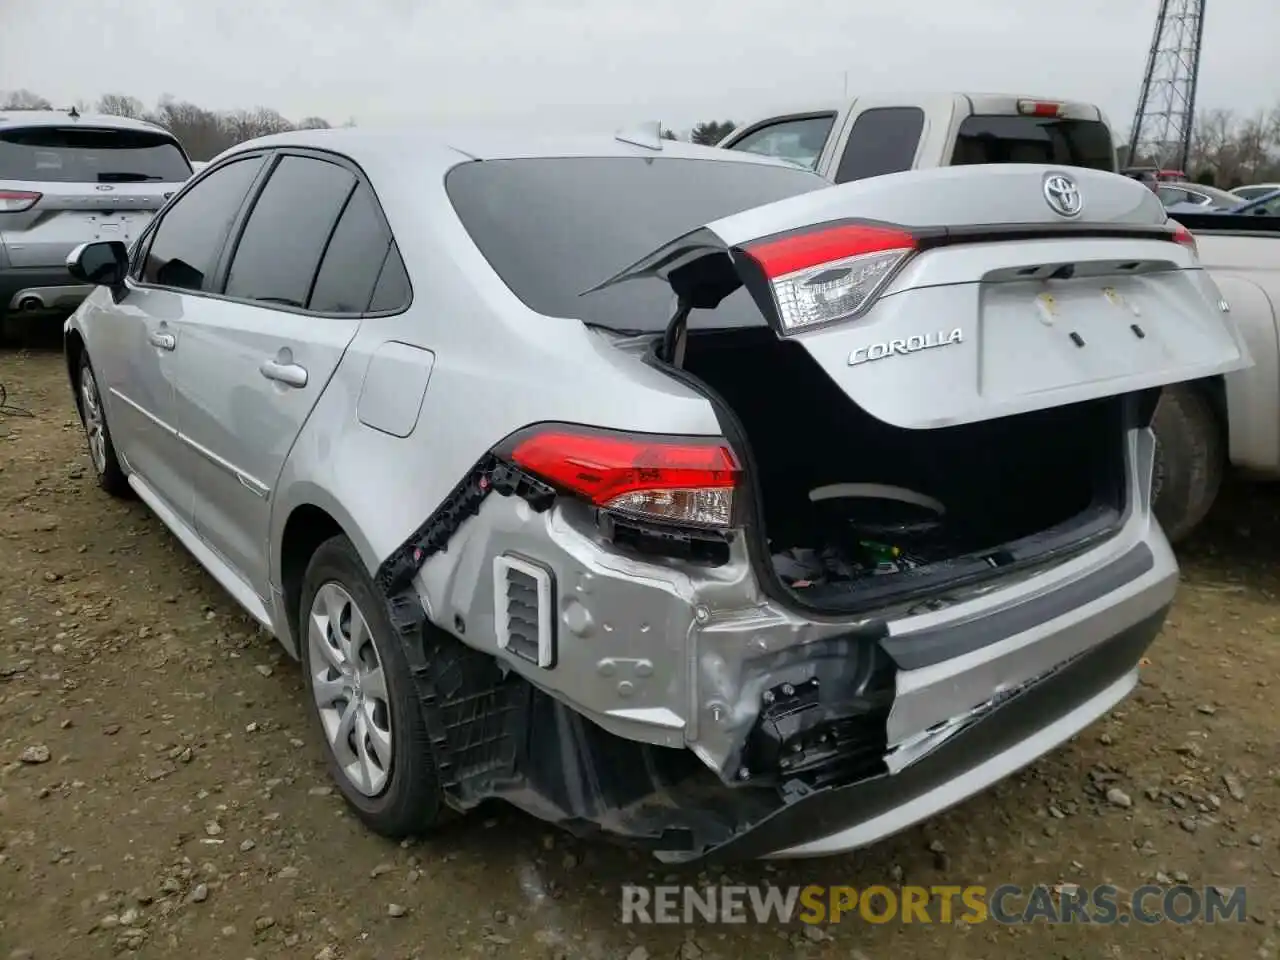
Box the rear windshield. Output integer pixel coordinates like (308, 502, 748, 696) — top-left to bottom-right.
(950, 116, 1116, 172)
(0, 126, 191, 183)
(445, 156, 828, 332)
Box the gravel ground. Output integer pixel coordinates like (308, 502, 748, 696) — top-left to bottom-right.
(2, 338, 1278, 959)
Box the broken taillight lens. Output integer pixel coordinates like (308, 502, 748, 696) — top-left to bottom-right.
(742, 223, 917, 333)
(509, 427, 741, 528)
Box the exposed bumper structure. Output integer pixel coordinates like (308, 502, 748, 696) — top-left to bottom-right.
(730, 606, 1161, 860)
(382, 429, 1176, 860)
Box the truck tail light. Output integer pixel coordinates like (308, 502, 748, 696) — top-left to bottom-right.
(508, 426, 740, 528)
(1018, 100, 1063, 117)
(740, 223, 917, 334)
(0, 190, 41, 213)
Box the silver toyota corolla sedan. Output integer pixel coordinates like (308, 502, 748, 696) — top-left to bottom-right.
(61, 127, 1249, 861)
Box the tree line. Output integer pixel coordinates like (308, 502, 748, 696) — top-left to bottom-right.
(6, 85, 1279, 186)
(1, 88, 346, 161)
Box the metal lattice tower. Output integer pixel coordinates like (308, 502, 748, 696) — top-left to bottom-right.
(1127, 0, 1206, 172)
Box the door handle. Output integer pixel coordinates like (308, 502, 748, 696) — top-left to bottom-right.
(259, 359, 308, 388)
(148, 331, 176, 351)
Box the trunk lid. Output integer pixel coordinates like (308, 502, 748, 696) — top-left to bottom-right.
(590, 164, 1251, 429)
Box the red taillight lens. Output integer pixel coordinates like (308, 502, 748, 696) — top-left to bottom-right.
(742, 223, 917, 334)
(0, 190, 41, 213)
(1170, 219, 1197, 256)
(509, 428, 741, 528)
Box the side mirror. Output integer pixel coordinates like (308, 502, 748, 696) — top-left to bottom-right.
(67, 240, 130, 289)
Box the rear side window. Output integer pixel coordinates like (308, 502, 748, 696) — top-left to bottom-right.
(307, 184, 392, 313)
(726, 115, 835, 170)
(368, 243, 412, 313)
(224, 155, 355, 307)
(951, 116, 1115, 172)
(833, 107, 926, 183)
(141, 155, 267, 292)
(0, 126, 191, 182)
(445, 156, 827, 333)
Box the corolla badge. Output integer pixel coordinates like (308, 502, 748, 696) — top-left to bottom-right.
(1043, 173, 1083, 218)
(848, 328, 963, 366)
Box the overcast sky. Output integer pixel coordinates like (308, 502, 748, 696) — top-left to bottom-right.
(1, 0, 1272, 135)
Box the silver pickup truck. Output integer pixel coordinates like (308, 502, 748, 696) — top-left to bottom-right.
(717, 92, 1117, 179)
(1154, 212, 1280, 539)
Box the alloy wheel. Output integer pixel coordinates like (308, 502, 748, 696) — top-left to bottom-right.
(307, 582, 395, 797)
(80, 365, 108, 475)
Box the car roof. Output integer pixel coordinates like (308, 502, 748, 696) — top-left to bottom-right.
(215, 126, 808, 176)
(0, 109, 173, 136)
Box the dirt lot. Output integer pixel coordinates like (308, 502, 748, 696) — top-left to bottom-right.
(1, 338, 1278, 960)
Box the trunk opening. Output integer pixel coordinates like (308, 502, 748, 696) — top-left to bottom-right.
(674, 326, 1133, 613)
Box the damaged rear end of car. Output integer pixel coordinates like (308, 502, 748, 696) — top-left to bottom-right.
(377, 157, 1249, 861)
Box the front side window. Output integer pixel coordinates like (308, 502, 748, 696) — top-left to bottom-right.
(224, 155, 355, 307)
(140, 154, 266, 292)
(726, 115, 836, 170)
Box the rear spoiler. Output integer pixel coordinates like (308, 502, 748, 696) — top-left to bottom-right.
(582, 218, 1189, 305)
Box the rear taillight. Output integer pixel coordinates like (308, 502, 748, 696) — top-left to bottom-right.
(509, 427, 741, 528)
(1170, 219, 1197, 256)
(0, 190, 41, 213)
(741, 223, 917, 333)
(1018, 100, 1062, 117)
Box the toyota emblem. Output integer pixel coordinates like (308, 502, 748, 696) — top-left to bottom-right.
(1043, 173, 1083, 218)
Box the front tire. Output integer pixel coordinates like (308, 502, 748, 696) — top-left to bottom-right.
(299, 534, 446, 838)
(76, 352, 131, 498)
(1151, 383, 1225, 544)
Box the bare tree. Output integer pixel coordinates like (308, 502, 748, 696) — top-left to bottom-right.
(150, 95, 235, 161)
(296, 116, 332, 130)
(0, 89, 54, 110)
(1187, 108, 1280, 187)
(96, 94, 148, 119)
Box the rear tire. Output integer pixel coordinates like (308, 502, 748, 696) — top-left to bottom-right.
(1151, 383, 1224, 544)
(76, 352, 132, 498)
(298, 534, 447, 838)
